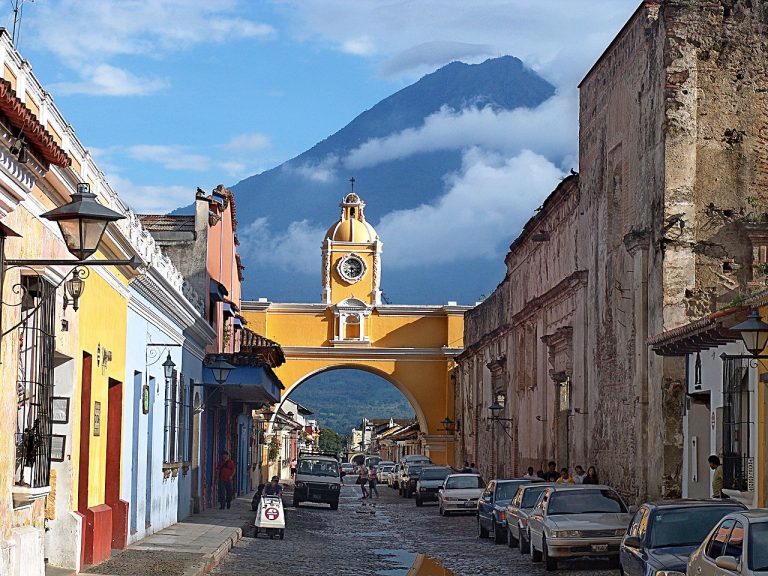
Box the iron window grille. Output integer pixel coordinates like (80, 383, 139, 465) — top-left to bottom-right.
(721, 356, 753, 492)
(15, 276, 56, 488)
(164, 369, 190, 464)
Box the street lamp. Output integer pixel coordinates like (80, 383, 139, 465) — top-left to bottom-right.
(732, 309, 768, 357)
(487, 397, 514, 439)
(162, 353, 176, 382)
(440, 417, 455, 433)
(207, 355, 234, 385)
(40, 183, 125, 260)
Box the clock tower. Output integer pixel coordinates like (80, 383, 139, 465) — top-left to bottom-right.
(322, 190, 382, 306)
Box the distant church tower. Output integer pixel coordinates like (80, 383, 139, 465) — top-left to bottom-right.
(321, 185, 382, 307)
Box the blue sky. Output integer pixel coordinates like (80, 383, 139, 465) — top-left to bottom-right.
(8, 0, 639, 215)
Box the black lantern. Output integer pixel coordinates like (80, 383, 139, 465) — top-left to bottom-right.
(63, 269, 86, 311)
(440, 417, 455, 432)
(162, 353, 176, 381)
(488, 399, 503, 419)
(41, 183, 125, 260)
(207, 355, 234, 385)
(732, 309, 768, 357)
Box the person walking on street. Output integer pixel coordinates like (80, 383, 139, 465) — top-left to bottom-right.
(583, 466, 600, 485)
(264, 475, 282, 496)
(543, 461, 560, 482)
(470, 462, 479, 474)
(290, 458, 297, 479)
(217, 451, 236, 509)
(709, 455, 725, 498)
(573, 465, 586, 484)
(368, 465, 379, 499)
(556, 468, 575, 484)
(357, 466, 369, 499)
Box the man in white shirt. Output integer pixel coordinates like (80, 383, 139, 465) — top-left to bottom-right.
(573, 465, 586, 484)
(522, 466, 536, 480)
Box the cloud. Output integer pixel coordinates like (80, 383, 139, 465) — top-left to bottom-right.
(380, 41, 496, 77)
(126, 145, 211, 171)
(378, 148, 564, 267)
(50, 64, 168, 96)
(284, 155, 340, 183)
(240, 217, 326, 274)
(106, 174, 193, 214)
(278, 0, 637, 86)
(344, 91, 577, 171)
(29, 0, 276, 96)
(224, 133, 272, 152)
(342, 36, 376, 56)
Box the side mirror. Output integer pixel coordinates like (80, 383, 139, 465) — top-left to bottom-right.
(715, 556, 739, 571)
(622, 536, 643, 550)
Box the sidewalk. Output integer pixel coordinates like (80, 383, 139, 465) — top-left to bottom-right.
(55, 491, 258, 576)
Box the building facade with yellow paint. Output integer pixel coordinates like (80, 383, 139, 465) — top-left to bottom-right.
(243, 192, 468, 468)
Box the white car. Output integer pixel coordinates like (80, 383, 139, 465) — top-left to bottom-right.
(686, 509, 768, 575)
(437, 474, 485, 516)
(528, 484, 631, 570)
(378, 464, 395, 485)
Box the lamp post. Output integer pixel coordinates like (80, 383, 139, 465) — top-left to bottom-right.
(732, 309, 768, 357)
(162, 353, 176, 382)
(207, 355, 234, 385)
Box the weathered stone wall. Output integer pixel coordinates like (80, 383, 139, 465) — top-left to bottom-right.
(457, 0, 768, 502)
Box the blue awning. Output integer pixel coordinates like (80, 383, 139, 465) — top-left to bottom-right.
(223, 302, 235, 318)
(209, 279, 228, 302)
(232, 317, 244, 330)
(201, 363, 282, 405)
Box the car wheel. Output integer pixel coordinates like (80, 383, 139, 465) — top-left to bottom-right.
(415, 496, 423, 507)
(292, 498, 300, 508)
(609, 556, 621, 570)
(519, 528, 530, 555)
(531, 538, 542, 562)
(543, 538, 557, 571)
(477, 518, 489, 539)
(507, 526, 518, 549)
(330, 501, 338, 510)
(493, 521, 506, 544)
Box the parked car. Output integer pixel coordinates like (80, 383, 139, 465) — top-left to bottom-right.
(687, 509, 768, 576)
(477, 479, 532, 544)
(437, 474, 485, 516)
(401, 454, 431, 464)
(507, 483, 553, 553)
(379, 464, 395, 485)
(415, 466, 452, 506)
(340, 462, 355, 476)
(620, 499, 746, 576)
(528, 484, 631, 570)
(401, 463, 430, 497)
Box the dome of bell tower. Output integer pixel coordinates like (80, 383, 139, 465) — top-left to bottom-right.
(325, 190, 379, 243)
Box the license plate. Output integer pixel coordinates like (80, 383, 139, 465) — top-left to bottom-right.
(464, 501, 475, 507)
(592, 544, 608, 552)
(312, 494, 322, 500)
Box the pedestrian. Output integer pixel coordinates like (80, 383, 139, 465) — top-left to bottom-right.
(357, 466, 369, 499)
(217, 451, 236, 509)
(543, 461, 560, 482)
(573, 465, 586, 484)
(470, 462, 479, 474)
(556, 467, 575, 484)
(523, 466, 536, 480)
(460, 460, 471, 473)
(368, 465, 379, 499)
(583, 466, 600, 485)
(290, 458, 297, 479)
(708, 455, 725, 498)
(264, 475, 283, 496)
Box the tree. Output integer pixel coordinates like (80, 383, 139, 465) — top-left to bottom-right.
(318, 428, 343, 455)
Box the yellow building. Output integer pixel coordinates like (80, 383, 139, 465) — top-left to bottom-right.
(242, 192, 468, 465)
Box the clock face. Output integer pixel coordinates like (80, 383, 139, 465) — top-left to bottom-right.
(338, 255, 366, 283)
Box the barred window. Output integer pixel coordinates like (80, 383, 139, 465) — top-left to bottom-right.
(15, 276, 56, 488)
(722, 356, 753, 492)
(164, 370, 191, 464)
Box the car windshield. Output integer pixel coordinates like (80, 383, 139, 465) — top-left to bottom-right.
(421, 468, 451, 481)
(521, 487, 547, 508)
(749, 522, 768, 571)
(496, 482, 525, 501)
(445, 476, 484, 490)
(297, 459, 339, 477)
(547, 489, 627, 515)
(381, 466, 393, 472)
(649, 506, 745, 548)
(407, 466, 425, 476)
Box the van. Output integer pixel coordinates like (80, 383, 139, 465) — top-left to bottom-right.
(292, 452, 342, 510)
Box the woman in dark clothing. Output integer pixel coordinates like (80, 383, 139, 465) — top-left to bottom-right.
(583, 466, 599, 485)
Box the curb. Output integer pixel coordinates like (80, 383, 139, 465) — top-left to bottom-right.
(183, 525, 246, 576)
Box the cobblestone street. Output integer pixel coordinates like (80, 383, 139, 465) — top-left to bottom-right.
(212, 479, 621, 576)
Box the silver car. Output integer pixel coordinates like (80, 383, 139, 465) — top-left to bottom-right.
(507, 483, 553, 553)
(528, 484, 631, 571)
(437, 473, 485, 516)
(686, 509, 768, 575)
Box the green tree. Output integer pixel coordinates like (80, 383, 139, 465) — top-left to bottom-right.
(318, 428, 343, 455)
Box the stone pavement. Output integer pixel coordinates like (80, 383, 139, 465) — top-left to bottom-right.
(73, 491, 257, 576)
